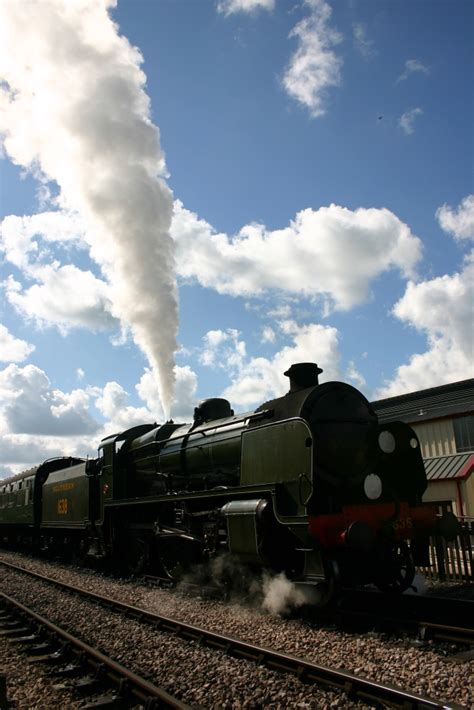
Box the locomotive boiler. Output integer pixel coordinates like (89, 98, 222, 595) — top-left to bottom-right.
(0, 363, 455, 599)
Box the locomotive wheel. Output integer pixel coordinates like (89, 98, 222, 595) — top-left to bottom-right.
(375, 542, 415, 593)
(124, 536, 149, 577)
(159, 538, 200, 582)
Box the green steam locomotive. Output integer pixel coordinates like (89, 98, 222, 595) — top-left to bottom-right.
(0, 363, 455, 598)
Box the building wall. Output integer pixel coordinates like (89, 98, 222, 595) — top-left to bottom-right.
(460, 477, 474, 517)
(423, 476, 474, 518)
(412, 419, 456, 458)
(422, 480, 460, 515)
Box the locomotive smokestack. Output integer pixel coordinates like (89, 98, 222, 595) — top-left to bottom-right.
(284, 363, 323, 393)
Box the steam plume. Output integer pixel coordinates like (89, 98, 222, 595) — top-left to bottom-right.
(0, 0, 178, 415)
(262, 572, 320, 614)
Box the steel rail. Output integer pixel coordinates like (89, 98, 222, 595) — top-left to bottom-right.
(0, 590, 188, 709)
(418, 621, 474, 645)
(0, 559, 466, 710)
(330, 588, 474, 645)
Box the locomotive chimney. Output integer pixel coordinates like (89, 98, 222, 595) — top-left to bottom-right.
(284, 362, 323, 393)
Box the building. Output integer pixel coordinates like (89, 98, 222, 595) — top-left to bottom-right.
(372, 379, 474, 518)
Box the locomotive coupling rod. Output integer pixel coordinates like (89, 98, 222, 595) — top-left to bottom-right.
(0, 592, 189, 710)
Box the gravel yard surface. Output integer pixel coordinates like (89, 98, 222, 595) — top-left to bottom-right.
(0, 551, 472, 709)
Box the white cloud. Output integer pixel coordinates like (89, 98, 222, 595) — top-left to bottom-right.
(0, 362, 109, 474)
(136, 365, 198, 421)
(396, 58, 430, 83)
(283, 0, 343, 118)
(353, 23, 376, 59)
(261, 326, 276, 343)
(1, 209, 118, 333)
(94, 365, 199, 433)
(172, 200, 422, 312)
(4, 265, 116, 333)
(0, 323, 35, 362)
(346, 360, 366, 389)
(0, 363, 99, 436)
(399, 107, 423, 135)
(436, 194, 474, 242)
(0, 361, 199, 474)
(0, 210, 87, 271)
(376, 255, 473, 397)
(94, 380, 153, 432)
(0, 0, 178, 416)
(0, 434, 93, 474)
(76, 368, 85, 381)
(200, 329, 246, 369)
(222, 320, 341, 409)
(267, 304, 292, 319)
(217, 0, 274, 16)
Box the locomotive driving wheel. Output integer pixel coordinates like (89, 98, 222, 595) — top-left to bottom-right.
(125, 535, 149, 576)
(159, 537, 201, 582)
(375, 541, 415, 593)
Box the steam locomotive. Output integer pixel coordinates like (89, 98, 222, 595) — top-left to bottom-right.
(0, 363, 456, 599)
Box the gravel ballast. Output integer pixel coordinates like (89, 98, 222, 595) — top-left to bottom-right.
(0, 551, 472, 709)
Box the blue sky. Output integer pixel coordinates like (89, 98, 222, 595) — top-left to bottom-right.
(0, 0, 472, 476)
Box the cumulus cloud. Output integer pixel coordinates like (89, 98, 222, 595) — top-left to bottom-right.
(352, 23, 376, 59)
(200, 329, 247, 369)
(136, 365, 198, 421)
(94, 380, 153, 432)
(4, 266, 116, 333)
(220, 320, 342, 409)
(436, 194, 474, 242)
(282, 0, 343, 118)
(217, 0, 274, 16)
(0, 0, 178, 416)
(1, 208, 118, 333)
(0, 363, 99, 436)
(0, 360, 199, 474)
(376, 255, 473, 396)
(0, 362, 110, 475)
(172, 200, 422, 312)
(94, 368, 198, 432)
(0, 435, 89, 473)
(0, 209, 118, 333)
(396, 58, 430, 84)
(399, 107, 423, 135)
(0, 323, 35, 363)
(0, 210, 87, 271)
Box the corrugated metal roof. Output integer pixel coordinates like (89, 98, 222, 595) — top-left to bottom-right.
(372, 378, 474, 423)
(424, 453, 474, 481)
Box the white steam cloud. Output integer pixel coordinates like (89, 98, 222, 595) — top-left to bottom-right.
(0, 0, 178, 416)
(262, 572, 320, 615)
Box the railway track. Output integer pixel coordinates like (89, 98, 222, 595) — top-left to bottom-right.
(143, 572, 474, 646)
(0, 590, 188, 709)
(0, 558, 468, 710)
(325, 588, 474, 646)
